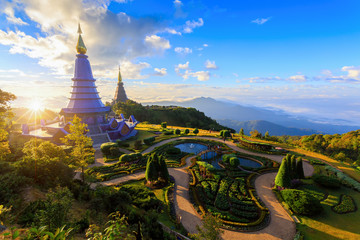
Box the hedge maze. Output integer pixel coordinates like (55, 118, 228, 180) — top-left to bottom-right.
(190, 160, 274, 231)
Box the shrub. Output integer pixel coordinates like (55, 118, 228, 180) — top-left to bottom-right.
(100, 142, 118, 157)
(281, 189, 322, 216)
(143, 136, 155, 145)
(193, 128, 199, 135)
(166, 146, 181, 155)
(229, 157, 240, 168)
(184, 129, 190, 134)
(119, 154, 130, 163)
(174, 129, 181, 135)
(312, 174, 341, 188)
(164, 131, 173, 135)
(222, 154, 236, 164)
(161, 122, 167, 128)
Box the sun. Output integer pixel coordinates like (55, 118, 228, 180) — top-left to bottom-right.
(29, 100, 44, 112)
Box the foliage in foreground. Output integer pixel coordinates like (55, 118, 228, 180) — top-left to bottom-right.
(189, 214, 224, 240)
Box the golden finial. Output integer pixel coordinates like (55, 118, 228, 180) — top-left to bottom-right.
(76, 23, 87, 54)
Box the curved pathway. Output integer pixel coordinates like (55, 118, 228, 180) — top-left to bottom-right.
(90, 136, 314, 239)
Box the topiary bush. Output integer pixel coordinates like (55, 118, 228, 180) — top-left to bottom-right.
(312, 174, 341, 189)
(174, 129, 181, 135)
(116, 140, 129, 148)
(119, 154, 131, 163)
(143, 136, 156, 145)
(184, 129, 190, 134)
(193, 128, 199, 135)
(281, 189, 323, 216)
(229, 157, 240, 168)
(222, 154, 237, 164)
(101, 142, 118, 157)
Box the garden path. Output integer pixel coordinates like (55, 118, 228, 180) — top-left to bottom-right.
(90, 136, 314, 239)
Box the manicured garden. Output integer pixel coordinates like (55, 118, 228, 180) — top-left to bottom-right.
(189, 151, 278, 231)
(272, 154, 360, 240)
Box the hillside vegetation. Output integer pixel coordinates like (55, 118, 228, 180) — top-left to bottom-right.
(113, 100, 234, 132)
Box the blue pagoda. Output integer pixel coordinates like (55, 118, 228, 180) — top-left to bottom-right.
(22, 25, 138, 146)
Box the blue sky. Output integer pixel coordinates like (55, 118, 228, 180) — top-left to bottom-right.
(0, 0, 360, 125)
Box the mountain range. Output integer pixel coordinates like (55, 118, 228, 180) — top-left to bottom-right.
(143, 97, 359, 136)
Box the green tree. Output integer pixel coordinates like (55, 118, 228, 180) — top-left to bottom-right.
(193, 128, 199, 135)
(35, 187, 73, 231)
(161, 122, 167, 128)
(184, 129, 190, 134)
(250, 129, 262, 139)
(158, 155, 169, 182)
(264, 131, 270, 140)
(190, 214, 224, 240)
(86, 212, 135, 240)
(145, 156, 158, 184)
(239, 128, 244, 136)
(290, 155, 297, 179)
(275, 156, 291, 188)
(61, 115, 95, 182)
(296, 157, 305, 179)
(229, 157, 240, 168)
(0, 89, 16, 161)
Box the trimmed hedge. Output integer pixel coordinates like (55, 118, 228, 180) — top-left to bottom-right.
(281, 189, 323, 216)
(332, 194, 357, 214)
(100, 142, 118, 157)
(143, 136, 156, 145)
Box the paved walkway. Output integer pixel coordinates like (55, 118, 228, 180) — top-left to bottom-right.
(90, 136, 314, 239)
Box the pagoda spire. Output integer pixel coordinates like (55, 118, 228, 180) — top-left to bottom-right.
(114, 66, 128, 103)
(76, 23, 87, 54)
(118, 65, 122, 83)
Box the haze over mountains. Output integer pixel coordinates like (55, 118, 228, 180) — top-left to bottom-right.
(143, 97, 359, 136)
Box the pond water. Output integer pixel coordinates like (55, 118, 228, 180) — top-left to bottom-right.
(175, 143, 208, 154)
(239, 158, 262, 168)
(200, 151, 222, 169)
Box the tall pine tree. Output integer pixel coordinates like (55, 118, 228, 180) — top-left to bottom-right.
(290, 155, 298, 179)
(158, 155, 170, 182)
(296, 157, 305, 179)
(275, 156, 291, 188)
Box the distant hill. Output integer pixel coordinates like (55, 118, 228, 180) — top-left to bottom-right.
(217, 119, 320, 136)
(143, 97, 360, 135)
(113, 100, 234, 132)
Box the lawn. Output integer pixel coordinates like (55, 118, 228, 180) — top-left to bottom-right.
(297, 182, 360, 240)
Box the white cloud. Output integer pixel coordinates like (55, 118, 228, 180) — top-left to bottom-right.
(175, 62, 190, 72)
(342, 66, 360, 79)
(118, 60, 151, 79)
(174, 47, 192, 55)
(164, 28, 181, 35)
(251, 17, 271, 25)
(190, 71, 210, 81)
(3, 5, 28, 25)
(203, 43, 208, 47)
(154, 68, 167, 76)
(205, 60, 218, 69)
(233, 73, 239, 77)
(145, 35, 171, 51)
(0, 0, 178, 81)
(183, 18, 204, 33)
(287, 75, 308, 82)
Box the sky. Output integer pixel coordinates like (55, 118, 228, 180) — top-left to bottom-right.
(0, 0, 360, 125)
